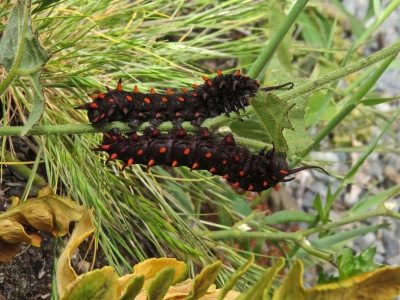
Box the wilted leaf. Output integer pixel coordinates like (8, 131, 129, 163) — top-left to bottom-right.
(306, 264, 400, 300)
(0, 187, 85, 262)
(60, 266, 118, 300)
(134, 258, 188, 287)
(272, 260, 306, 300)
(57, 209, 96, 297)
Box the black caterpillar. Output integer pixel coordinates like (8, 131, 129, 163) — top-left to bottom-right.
(76, 70, 293, 127)
(94, 126, 328, 194)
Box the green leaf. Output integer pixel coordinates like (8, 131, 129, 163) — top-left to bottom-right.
(284, 97, 315, 156)
(146, 267, 175, 300)
(304, 91, 337, 127)
(117, 275, 145, 300)
(218, 255, 254, 300)
(237, 258, 285, 300)
(186, 261, 222, 300)
(0, 0, 51, 135)
(250, 91, 294, 153)
(316, 268, 338, 285)
(312, 194, 325, 220)
(337, 247, 379, 281)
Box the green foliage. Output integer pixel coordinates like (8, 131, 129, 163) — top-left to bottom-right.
(1, 0, 400, 298)
(317, 247, 380, 284)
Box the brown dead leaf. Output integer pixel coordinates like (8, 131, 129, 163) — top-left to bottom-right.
(0, 187, 85, 262)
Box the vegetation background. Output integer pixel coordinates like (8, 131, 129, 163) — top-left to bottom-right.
(1, 0, 400, 299)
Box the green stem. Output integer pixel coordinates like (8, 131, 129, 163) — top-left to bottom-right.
(3, 150, 47, 187)
(206, 228, 302, 242)
(0, 42, 399, 137)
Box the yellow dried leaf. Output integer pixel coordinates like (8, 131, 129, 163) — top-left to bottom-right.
(306, 264, 400, 300)
(0, 240, 20, 262)
(134, 257, 188, 287)
(272, 260, 306, 300)
(57, 209, 95, 297)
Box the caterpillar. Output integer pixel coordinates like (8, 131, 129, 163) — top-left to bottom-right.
(76, 70, 293, 127)
(94, 126, 328, 194)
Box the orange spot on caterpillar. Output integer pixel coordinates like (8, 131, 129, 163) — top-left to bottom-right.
(192, 84, 199, 89)
(191, 162, 199, 170)
(148, 159, 155, 167)
(234, 155, 240, 162)
(263, 181, 268, 187)
(100, 113, 106, 119)
(248, 185, 254, 191)
(182, 88, 188, 92)
(150, 88, 156, 94)
(222, 174, 229, 179)
(117, 79, 122, 91)
(89, 94, 96, 100)
(134, 85, 139, 93)
(222, 160, 227, 165)
(202, 76, 209, 81)
(126, 95, 132, 101)
(207, 80, 212, 87)
(144, 97, 151, 104)
(159, 147, 166, 153)
(232, 182, 240, 187)
(236, 70, 241, 76)
(183, 149, 190, 155)
(137, 149, 143, 155)
(161, 97, 168, 102)
(90, 103, 98, 109)
(172, 160, 178, 167)
(101, 145, 111, 150)
(178, 97, 185, 102)
(127, 158, 134, 166)
(279, 170, 288, 175)
(217, 70, 223, 76)
(98, 92, 105, 99)
(274, 185, 279, 191)
(107, 153, 117, 162)
(108, 98, 115, 103)
(167, 89, 173, 95)
(192, 93, 198, 97)
(209, 167, 216, 173)
(239, 171, 244, 177)
(205, 153, 212, 158)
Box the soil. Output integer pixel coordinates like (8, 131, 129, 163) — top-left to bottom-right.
(0, 233, 54, 300)
(0, 163, 54, 300)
